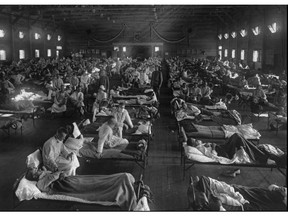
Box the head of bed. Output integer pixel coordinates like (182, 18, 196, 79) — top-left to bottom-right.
(12, 148, 43, 209)
(187, 176, 222, 211)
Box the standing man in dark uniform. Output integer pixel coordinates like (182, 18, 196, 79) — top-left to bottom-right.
(151, 65, 163, 100)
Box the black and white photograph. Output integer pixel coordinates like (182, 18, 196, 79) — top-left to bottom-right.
(0, 1, 287, 212)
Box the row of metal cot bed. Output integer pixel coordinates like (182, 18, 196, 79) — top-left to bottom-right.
(170, 97, 286, 178)
(12, 88, 158, 211)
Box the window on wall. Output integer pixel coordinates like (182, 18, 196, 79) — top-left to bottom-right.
(47, 34, 51, 40)
(252, 26, 260, 36)
(114, 46, 119, 51)
(101, 51, 106, 57)
(240, 50, 245, 60)
(231, 32, 237, 38)
(253, 50, 262, 62)
(56, 46, 62, 50)
(35, 33, 41, 40)
(218, 34, 222, 40)
(218, 50, 222, 60)
(218, 46, 222, 50)
(155, 47, 160, 52)
(57, 35, 61, 41)
(0, 29, 5, 38)
(47, 49, 51, 57)
(224, 33, 229, 39)
(240, 29, 247, 37)
(268, 22, 277, 33)
(231, 49, 236, 58)
(19, 50, 25, 59)
(56, 50, 59, 58)
(224, 49, 228, 57)
(123, 47, 126, 52)
(35, 49, 40, 58)
(0, 50, 6, 60)
(19, 31, 24, 39)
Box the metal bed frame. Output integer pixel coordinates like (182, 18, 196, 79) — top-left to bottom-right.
(12, 168, 147, 210)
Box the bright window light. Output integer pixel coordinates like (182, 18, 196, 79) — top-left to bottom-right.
(56, 46, 62, 50)
(19, 50, 25, 59)
(268, 22, 277, 33)
(35, 49, 40, 58)
(224, 33, 229, 39)
(114, 46, 119, 51)
(218, 50, 222, 60)
(218, 34, 222, 40)
(123, 47, 126, 52)
(218, 46, 222, 50)
(155, 47, 160, 52)
(253, 50, 259, 62)
(231, 49, 236, 58)
(231, 32, 237, 38)
(0, 29, 5, 38)
(240, 50, 245, 60)
(0, 50, 6, 60)
(56, 50, 59, 58)
(252, 26, 260, 35)
(57, 35, 61, 41)
(47, 49, 51, 57)
(35, 33, 41, 40)
(240, 29, 247, 37)
(224, 49, 228, 57)
(47, 34, 51, 40)
(19, 31, 24, 39)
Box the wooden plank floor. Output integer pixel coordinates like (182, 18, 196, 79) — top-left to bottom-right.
(0, 88, 286, 211)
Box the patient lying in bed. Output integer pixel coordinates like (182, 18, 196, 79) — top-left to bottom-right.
(187, 175, 287, 211)
(25, 167, 138, 210)
(184, 133, 284, 165)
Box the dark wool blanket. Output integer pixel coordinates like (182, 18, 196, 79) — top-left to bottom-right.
(49, 172, 137, 210)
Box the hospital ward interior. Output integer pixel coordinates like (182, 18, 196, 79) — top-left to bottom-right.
(0, 4, 287, 211)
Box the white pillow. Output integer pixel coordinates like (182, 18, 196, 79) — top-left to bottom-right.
(72, 122, 81, 138)
(64, 137, 84, 151)
(15, 177, 41, 201)
(26, 149, 42, 168)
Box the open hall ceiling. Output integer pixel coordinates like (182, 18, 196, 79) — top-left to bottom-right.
(0, 5, 284, 39)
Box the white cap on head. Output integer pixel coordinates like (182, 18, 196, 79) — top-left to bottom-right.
(99, 85, 105, 91)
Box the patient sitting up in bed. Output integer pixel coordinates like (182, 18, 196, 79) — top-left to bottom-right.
(96, 116, 129, 158)
(113, 102, 134, 138)
(42, 127, 80, 176)
(25, 167, 138, 210)
(175, 101, 201, 122)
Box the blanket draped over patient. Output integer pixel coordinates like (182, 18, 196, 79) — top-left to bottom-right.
(188, 176, 286, 211)
(217, 133, 268, 164)
(48, 172, 137, 210)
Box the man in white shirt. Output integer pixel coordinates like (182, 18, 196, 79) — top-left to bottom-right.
(96, 116, 129, 158)
(42, 127, 79, 176)
(113, 102, 134, 138)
